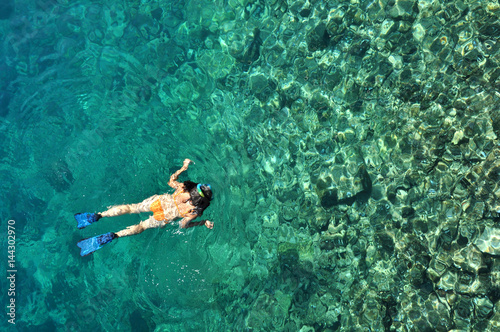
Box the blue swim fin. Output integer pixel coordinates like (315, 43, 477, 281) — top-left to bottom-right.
(75, 213, 101, 229)
(77, 232, 117, 256)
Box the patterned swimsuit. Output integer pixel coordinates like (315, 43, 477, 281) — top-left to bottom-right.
(140, 192, 194, 227)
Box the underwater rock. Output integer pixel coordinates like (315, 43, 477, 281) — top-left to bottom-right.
(235, 28, 262, 66)
(173, 81, 198, 103)
(288, 0, 309, 17)
(44, 159, 74, 192)
(302, 294, 328, 325)
(388, 0, 418, 21)
(315, 155, 372, 209)
(245, 290, 291, 330)
(249, 73, 270, 97)
(322, 66, 343, 90)
(132, 13, 163, 41)
(104, 4, 128, 40)
(281, 202, 298, 222)
(175, 63, 214, 97)
(42, 228, 60, 254)
(452, 297, 473, 328)
(428, 252, 451, 282)
(474, 297, 494, 320)
(56, 14, 82, 38)
(359, 291, 384, 330)
(262, 212, 279, 228)
(262, 34, 286, 66)
(325, 15, 346, 46)
(366, 1, 385, 23)
(452, 245, 486, 274)
(349, 39, 370, 57)
(196, 49, 234, 79)
(462, 146, 500, 216)
(437, 270, 457, 291)
(475, 226, 500, 255)
(394, 291, 452, 331)
(306, 22, 329, 52)
(380, 20, 397, 37)
(309, 90, 330, 111)
(409, 262, 426, 286)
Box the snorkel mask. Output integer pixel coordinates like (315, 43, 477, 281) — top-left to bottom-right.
(197, 183, 213, 200)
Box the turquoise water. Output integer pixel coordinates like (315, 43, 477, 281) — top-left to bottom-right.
(1, 0, 500, 330)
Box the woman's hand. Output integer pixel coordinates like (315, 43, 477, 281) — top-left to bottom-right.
(169, 159, 193, 189)
(183, 158, 193, 169)
(204, 220, 214, 229)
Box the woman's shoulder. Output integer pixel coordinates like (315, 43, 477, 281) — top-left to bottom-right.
(158, 193, 174, 201)
(172, 183, 186, 192)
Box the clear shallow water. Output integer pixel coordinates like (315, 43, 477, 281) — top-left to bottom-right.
(1, 0, 500, 331)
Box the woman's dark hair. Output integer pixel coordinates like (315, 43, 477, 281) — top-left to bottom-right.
(183, 181, 212, 215)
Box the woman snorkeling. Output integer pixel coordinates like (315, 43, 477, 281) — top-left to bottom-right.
(75, 159, 214, 256)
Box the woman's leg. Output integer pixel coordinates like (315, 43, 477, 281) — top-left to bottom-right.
(115, 216, 164, 238)
(100, 204, 141, 217)
(100, 195, 159, 217)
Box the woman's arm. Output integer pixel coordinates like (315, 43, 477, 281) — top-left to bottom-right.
(187, 220, 214, 229)
(179, 215, 214, 229)
(168, 159, 192, 189)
